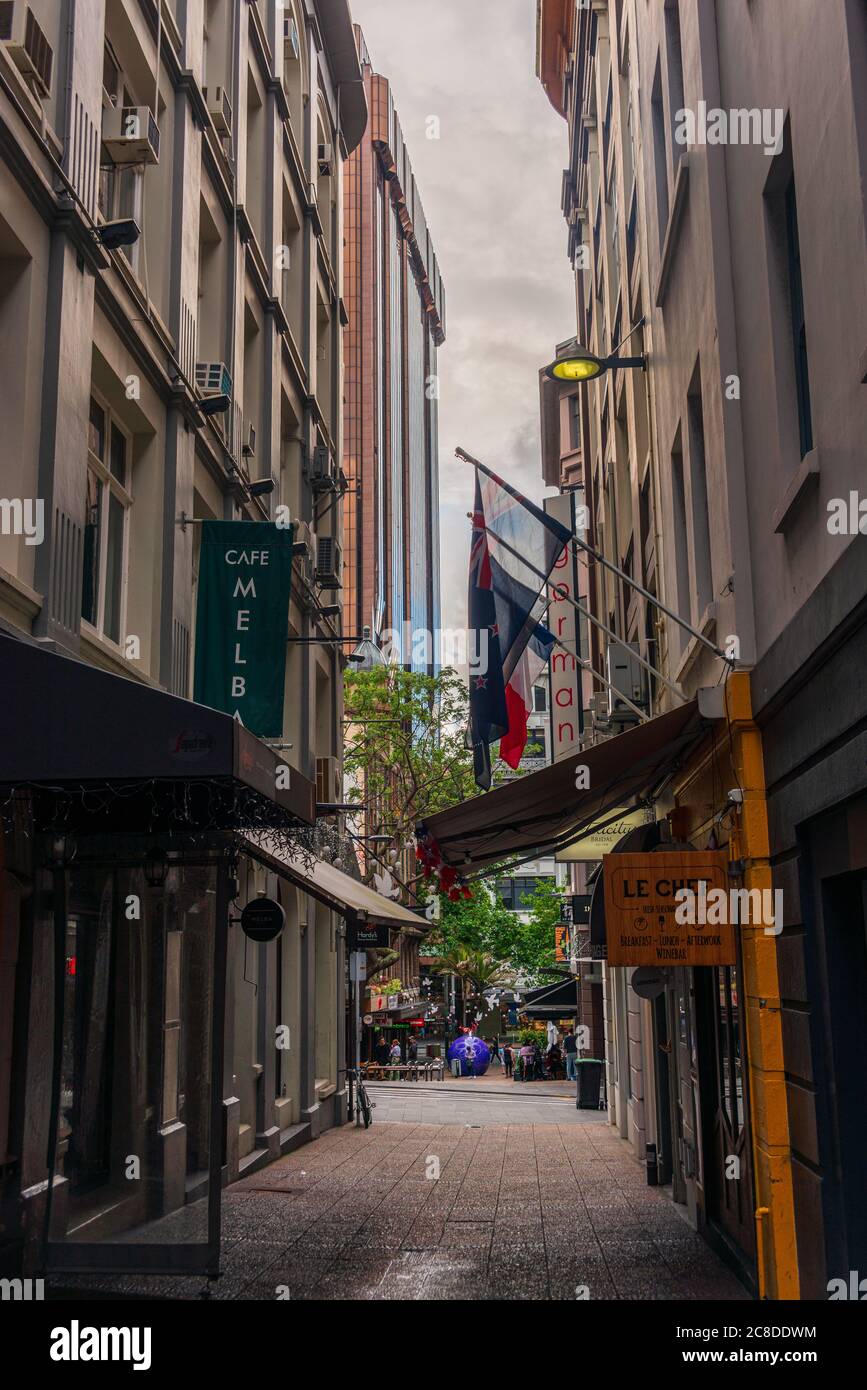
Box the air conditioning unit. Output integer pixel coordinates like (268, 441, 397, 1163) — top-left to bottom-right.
(283, 14, 300, 60)
(291, 519, 315, 572)
(317, 142, 333, 176)
(589, 691, 609, 725)
(242, 422, 256, 458)
(195, 360, 232, 396)
(315, 535, 342, 589)
(203, 85, 232, 138)
(102, 105, 160, 166)
(307, 443, 337, 494)
(0, 3, 53, 98)
(315, 755, 340, 806)
(606, 641, 647, 723)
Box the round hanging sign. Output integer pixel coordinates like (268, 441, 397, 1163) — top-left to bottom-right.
(241, 897, 285, 943)
(630, 966, 667, 1000)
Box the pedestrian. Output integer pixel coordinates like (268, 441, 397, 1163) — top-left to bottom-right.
(389, 1037, 402, 1079)
(562, 1027, 578, 1082)
(374, 1034, 389, 1068)
(407, 1037, 418, 1064)
(502, 1043, 513, 1077)
(532, 1042, 544, 1080)
(489, 1037, 501, 1067)
(520, 1040, 535, 1081)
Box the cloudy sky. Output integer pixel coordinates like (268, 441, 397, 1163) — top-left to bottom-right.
(349, 0, 576, 633)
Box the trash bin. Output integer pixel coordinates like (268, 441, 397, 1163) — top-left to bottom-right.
(575, 1058, 603, 1109)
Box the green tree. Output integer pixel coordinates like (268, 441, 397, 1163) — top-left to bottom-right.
(343, 665, 476, 886)
(431, 947, 513, 1027)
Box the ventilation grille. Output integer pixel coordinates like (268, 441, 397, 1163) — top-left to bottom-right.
(50, 508, 82, 632)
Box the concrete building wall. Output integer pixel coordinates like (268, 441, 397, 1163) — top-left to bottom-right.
(0, 0, 365, 1255)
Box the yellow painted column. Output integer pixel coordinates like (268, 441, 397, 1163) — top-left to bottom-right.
(725, 672, 799, 1300)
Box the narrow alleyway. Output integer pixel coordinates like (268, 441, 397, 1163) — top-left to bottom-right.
(49, 1093, 748, 1301)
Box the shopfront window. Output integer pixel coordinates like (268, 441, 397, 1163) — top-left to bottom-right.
(46, 847, 219, 1266)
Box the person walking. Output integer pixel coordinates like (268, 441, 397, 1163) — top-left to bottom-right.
(562, 1027, 578, 1082)
(489, 1037, 501, 1068)
(502, 1042, 513, 1077)
(520, 1040, 535, 1082)
(374, 1035, 390, 1068)
(389, 1038, 402, 1080)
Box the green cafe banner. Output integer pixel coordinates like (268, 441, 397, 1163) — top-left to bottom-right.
(193, 520, 295, 737)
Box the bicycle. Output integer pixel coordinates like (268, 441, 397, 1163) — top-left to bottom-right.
(342, 1066, 375, 1128)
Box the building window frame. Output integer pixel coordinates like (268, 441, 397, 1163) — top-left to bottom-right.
(82, 391, 133, 649)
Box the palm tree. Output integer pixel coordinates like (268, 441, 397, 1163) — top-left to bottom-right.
(432, 948, 513, 1027)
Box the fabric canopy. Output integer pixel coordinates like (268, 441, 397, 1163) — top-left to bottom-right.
(521, 976, 579, 1018)
(0, 630, 316, 823)
(245, 834, 428, 929)
(418, 700, 704, 874)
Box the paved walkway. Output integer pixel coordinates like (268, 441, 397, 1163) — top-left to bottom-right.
(368, 1080, 592, 1125)
(49, 1103, 749, 1301)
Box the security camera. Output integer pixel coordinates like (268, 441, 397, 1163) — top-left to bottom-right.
(249, 478, 276, 497)
(97, 218, 141, 250)
(198, 393, 231, 417)
(726, 788, 744, 806)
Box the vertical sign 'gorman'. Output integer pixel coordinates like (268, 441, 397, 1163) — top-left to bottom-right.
(193, 520, 295, 737)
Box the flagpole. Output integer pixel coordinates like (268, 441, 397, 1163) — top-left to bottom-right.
(538, 608, 650, 725)
(466, 513, 688, 707)
(456, 447, 731, 666)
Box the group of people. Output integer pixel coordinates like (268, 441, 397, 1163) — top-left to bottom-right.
(372, 1034, 418, 1076)
(492, 1028, 580, 1082)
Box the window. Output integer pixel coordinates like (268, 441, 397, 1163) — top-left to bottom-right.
(82, 395, 132, 645)
(651, 55, 669, 247)
(533, 684, 548, 713)
(664, 1, 685, 177)
(784, 177, 813, 458)
(568, 394, 581, 451)
(495, 876, 554, 912)
(98, 42, 143, 275)
(686, 361, 713, 617)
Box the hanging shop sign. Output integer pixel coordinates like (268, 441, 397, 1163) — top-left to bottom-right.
(544, 492, 586, 758)
(241, 897, 285, 943)
(349, 921, 391, 950)
(193, 520, 295, 737)
(362, 1014, 374, 1025)
(603, 850, 736, 966)
(554, 924, 570, 962)
(556, 806, 655, 862)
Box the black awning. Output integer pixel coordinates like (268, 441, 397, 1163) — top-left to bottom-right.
(521, 976, 579, 1018)
(418, 700, 703, 874)
(0, 632, 314, 824)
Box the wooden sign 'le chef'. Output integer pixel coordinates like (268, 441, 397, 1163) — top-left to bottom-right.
(602, 850, 737, 967)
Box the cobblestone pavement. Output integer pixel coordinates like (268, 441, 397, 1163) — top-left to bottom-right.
(49, 1103, 750, 1302)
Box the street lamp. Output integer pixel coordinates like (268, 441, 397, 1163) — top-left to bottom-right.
(349, 626, 386, 671)
(543, 343, 646, 383)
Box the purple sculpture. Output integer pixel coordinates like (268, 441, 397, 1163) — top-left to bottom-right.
(447, 1034, 491, 1077)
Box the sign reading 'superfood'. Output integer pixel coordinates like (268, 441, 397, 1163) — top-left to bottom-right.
(603, 850, 736, 966)
(193, 520, 295, 737)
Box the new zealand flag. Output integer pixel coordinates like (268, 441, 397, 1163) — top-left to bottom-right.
(467, 463, 572, 789)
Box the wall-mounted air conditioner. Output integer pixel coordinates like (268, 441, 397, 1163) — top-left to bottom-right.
(315, 535, 342, 589)
(283, 14, 300, 61)
(195, 361, 232, 397)
(0, 3, 53, 98)
(606, 641, 647, 723)
(315, 756, 340, 805)
(307, 443, 337, 494)
(242, 422, 256, 459)
(203, 85, 232, 138)
(291, 519, 315, 573)
(317, 142, 333, 176)
(102, 105, 160, 165)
